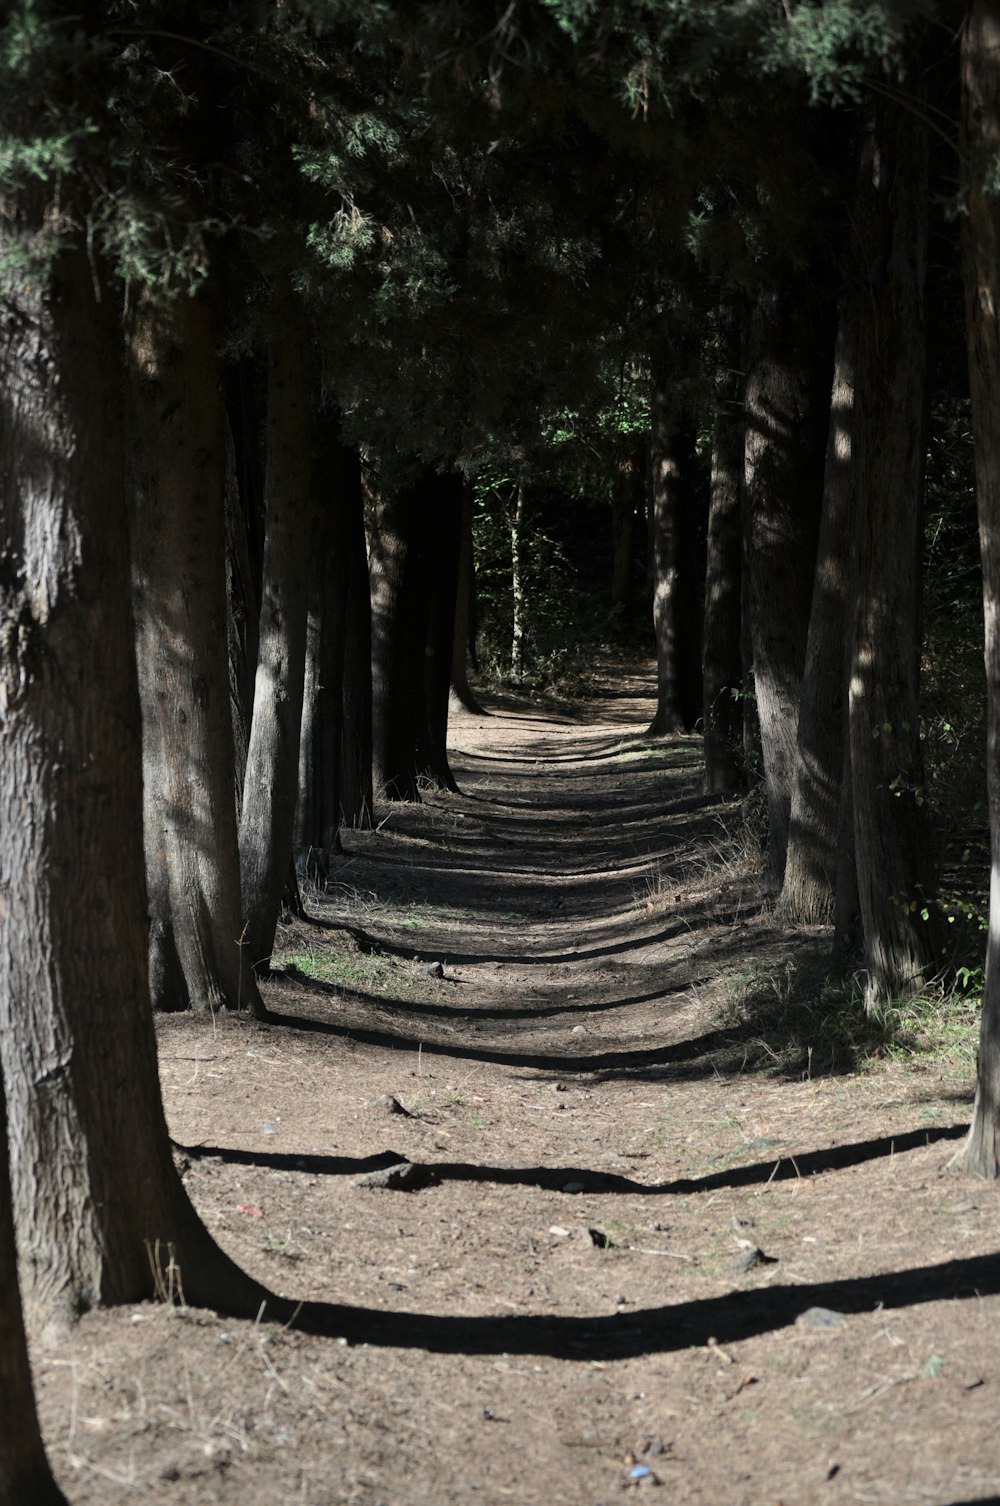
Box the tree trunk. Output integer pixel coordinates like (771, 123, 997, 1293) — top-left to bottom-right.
(778, 296, 858, 925)
(611, 447, 642, 619)
(848, 83, 941, 1009)
(296, 451, 343, 882)
(509, 475, 527, 680)
(743, 282, 828, 886)
(369, 464, 432, 801)
(0, 1073, 66, 1505)
(127, 287, 261, 1016)
(451, 476, 488, 714)
(647, 375, 684, 735)
(959, 1, 1000, 1176)
(225, 392, 262, 817)
(239, 307, 315, 974)
(702, 298, 745, 794)
(338, 444, 374, 829)
(0, 243, 270, 1331)
(417, 474, 463, 791)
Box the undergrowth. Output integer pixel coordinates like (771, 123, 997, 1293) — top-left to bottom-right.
(718, 945, 980, 1081)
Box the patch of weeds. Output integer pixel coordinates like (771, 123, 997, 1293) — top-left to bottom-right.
(718, 943, 981, 1080)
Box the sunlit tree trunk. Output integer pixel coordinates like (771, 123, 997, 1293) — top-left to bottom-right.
(337, 443, 374, 828)
(451, 477, 487, 714)
(417, 473, 462, 791)
(509, 475, 527, 680)
(647, 372, 684, 735)
(240, 305, 315, 974)
(702, 298, 745, 794)
(127, 286, 261, 1015)
(960, 1, 1000, 1176)
(0, 241, 269, 1330)
(848, 84, 941, 1009)
(779, 297, 858, 925)
(744, 281, 828, 886)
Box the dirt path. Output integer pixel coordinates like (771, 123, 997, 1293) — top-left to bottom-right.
(35, 667, 1000, 1506)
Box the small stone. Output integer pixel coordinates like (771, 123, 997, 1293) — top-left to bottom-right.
(562, 1181, 585, 1194)
(549, 1225, 572, 1238)
(426, 961, 445, 978)
(261, 1122, 277, 1137)
(735, 1245, 778, 1274)
(571, 1024, 587, 1035)
(372, 1093, 411, 1117)
(796, 1306, 846, 1331)
(354, 1160, 429, 1191)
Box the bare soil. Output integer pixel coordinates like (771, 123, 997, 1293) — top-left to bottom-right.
(32, 663, 1000, 1506)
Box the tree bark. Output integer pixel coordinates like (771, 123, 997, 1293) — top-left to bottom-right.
(239, 306, 315, 973)
(647, 375, 684, 735)
(743, 282, 828, 886)
(848, 83, 941, 1009)
(0, 1071, 66, 1506)
(509, 475, 527, 680)
(337, 444, 374, 829)
(702, 298, 745, 794)
(778, 296, 858, 925)
(417, 473, 463, 791)
(451, 476, 488, 714)
(0, 243, 270, 1330)
(369, 463, 432, 801)
(960, 1, 1000, 1176)
(127, 287, 261, 1015)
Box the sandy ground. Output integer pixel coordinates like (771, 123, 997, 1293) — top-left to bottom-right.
(28, 663, 1000, 1506)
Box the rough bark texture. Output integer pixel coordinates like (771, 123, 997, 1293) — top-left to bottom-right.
(417, 473, 463, 791)
(451, 476, 487, 715)
(744, 283, 828, 886)
(960, 2, 1000, 1176)
(0, 1075, 66, 1505)
(848, 85, 941, 1009)
(239, 310, 315, 973)
(337, 444, 374, 829)
(369, 464, 432, 801)
(225, 395, 262, 817)
(647, 379, 684, 735)
(702, 300, 745, 794)
(0, 245, 270, 1330)
(128, 288, 260, 1015)
(509, 477, 527, 681)
(778, 298, 858, 925)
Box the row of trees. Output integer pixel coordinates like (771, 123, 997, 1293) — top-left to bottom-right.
(6, 1, 1000, 1497)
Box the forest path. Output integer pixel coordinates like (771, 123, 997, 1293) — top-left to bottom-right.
(43, 663, 996, 1506)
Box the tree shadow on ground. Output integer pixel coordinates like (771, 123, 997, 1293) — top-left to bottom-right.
(178, 1121, 967, 1196)
(249, 1245, 1000, 1360)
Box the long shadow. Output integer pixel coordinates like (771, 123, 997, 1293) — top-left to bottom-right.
(178, 1123, 967, 1196)
(266, 1005, 768, 1077)
(277, 970, 712, 1023)
(249, 1247, 1000, 1358)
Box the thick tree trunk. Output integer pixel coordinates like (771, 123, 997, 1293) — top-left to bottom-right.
(451, 477, 488, 714)
(225, 400, 261, 817)
(239, 308, 315, 973)
(369, 464, 431, 801)
(702, 299, 745, 794)
(647, 377, 684, 735)
(848, 85, 941, 1009)
(417, 473, 463, 791)
(337, 444, 374, 829)
(127, 288, 261, 1016)
(744, 283, 828, 886)
(296, 493, 340, 880)
(778, 297, 858, 925)
(960, 2, 1000, 1176)
(0, 244, 270, 1330)
(0, 1074, 66, 1506)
